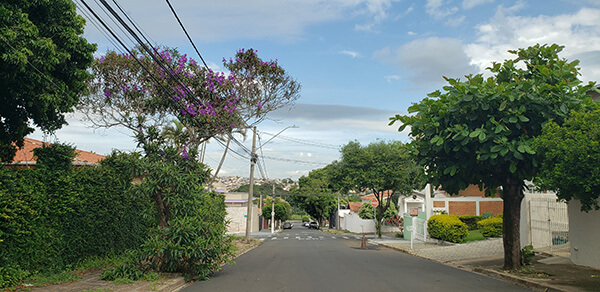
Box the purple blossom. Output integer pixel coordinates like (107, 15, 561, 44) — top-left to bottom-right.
(104, 89, 111, 98)
(181, 146, 189, 160)
(257, 102, 263, 109)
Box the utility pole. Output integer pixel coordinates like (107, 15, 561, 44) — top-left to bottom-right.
(271, 184, 275, 233)
(244, 126, 257, 243)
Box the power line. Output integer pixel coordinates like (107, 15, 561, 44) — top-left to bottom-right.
(164, 0, 209, 68)
(260, 132, 341, 150)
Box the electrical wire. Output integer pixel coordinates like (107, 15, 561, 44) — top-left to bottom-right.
(260, 132, 341, 150)
(164, 0, 209, 68)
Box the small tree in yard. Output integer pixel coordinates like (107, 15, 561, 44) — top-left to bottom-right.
(358, 199, 398, 224)
(390, 44, 596, 270)
(290, 166, 338, 227)
(339, 140, 421, 238)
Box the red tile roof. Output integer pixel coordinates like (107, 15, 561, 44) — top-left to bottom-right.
(360, 190, 394, 201)
(10, 137, 105, 167)
(348, 202, 362, 212)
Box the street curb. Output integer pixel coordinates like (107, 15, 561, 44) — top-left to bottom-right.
(472, 267, 567, 292)
(377, 243, 567, 292)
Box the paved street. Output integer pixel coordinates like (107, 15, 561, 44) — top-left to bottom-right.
(183, 228, 531, 292)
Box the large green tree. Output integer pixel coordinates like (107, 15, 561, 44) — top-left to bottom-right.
(534, 108, 600, 211)
(338, 140, 421, 237)
(290, 165, 338, 227)
(390, 44, 595, 270)
(0, 0, 96, 161)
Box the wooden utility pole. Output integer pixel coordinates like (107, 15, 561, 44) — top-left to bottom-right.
(244, 127, 257, 243)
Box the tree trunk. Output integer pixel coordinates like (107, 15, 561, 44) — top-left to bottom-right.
(153, 192, 169, 229)
(502, 176, 524, 270)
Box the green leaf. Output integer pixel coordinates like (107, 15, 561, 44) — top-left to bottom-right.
(509, 116, 518, 123)
(499, 101, 507, 111)
(436, 137, 444, 146)
(514, 151, 524, 160)
(517, 145, 526, 153)
(478, 132, 486, 141)
(500, 147, 509, 157)
(463, 95, 473, 102)
(509, 163, 517, 173)
(469, 129, 480, 138)
(491, 145, 503, 152)
(518, 115, 530, 122)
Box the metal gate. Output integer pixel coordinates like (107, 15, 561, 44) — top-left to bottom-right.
(529, 197, 569, 253)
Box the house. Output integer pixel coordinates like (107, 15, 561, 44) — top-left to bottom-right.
(8, 137, 105, 168)
(223, 192, 259, 234)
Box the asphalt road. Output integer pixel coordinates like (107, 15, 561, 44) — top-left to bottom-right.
(183, 227, 532, 292)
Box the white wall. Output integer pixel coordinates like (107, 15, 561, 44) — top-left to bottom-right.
(569, 200, 600, 269)
(519, 192, 561, 248)
(341, 212, 398, 234)
(226, 205, 259, 234)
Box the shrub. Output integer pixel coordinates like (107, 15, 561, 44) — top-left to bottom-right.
(301, 215, 310, 222)
(521, 245, 536, 265)
(481, 211, 494, 220)
(427, 215, 468, 243)
(458, 215, 481, 230)
(477, 217, 503, 237)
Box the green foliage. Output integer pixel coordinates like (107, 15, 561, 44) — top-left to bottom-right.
(0, 0, 96, 162)
(0, 266, 30, 288)
(358, 200, 398, 220)
(301, 215, 310, 222)
(0, 149, 151, 289)
(534, 108, 600, 211)
(390, 43, 595, 197)
(481, 211, 494, 220)
(338, 140, 421, 237)
(477, 217, 503, 237)
(521, 245, 536, 265)
(458, 215, 481, 231)
(427, 215, 469, 243)
(262, 196, 292, 222)
(290, 166, 338, 225)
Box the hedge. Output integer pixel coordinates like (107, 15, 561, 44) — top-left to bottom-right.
(0, 147, 151, 288)
(427, 214, 468, 243)
(477, 217, 503, 237)
(458, 215, 481, 230)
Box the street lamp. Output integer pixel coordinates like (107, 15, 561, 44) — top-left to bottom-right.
(244, 125, 299, 242)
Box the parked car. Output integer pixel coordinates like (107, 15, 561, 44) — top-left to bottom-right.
(309, 222, 319, 229)
(303, 222, 310, 227)
(283, 222, 293, 229)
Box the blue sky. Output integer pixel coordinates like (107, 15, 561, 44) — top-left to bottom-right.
(32, 0, 600, 179)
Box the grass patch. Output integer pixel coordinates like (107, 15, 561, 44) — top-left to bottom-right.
(25, 269, 82, 287)
(462, 230, 485, 243)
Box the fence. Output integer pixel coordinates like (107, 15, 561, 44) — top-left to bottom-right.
(528, 197, 569, 253)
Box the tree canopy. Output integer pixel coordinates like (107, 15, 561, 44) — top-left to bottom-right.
(290, 166, 338, 226)
(534, 107, 600, 211)
(338, 140, 421, 237)
(390, 44, 596, 270)
(0, 0, 96, 161)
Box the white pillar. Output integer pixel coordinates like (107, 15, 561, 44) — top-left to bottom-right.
(424, 184, 433, 220)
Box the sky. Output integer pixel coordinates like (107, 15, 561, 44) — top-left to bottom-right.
(31, 0, 600, 180)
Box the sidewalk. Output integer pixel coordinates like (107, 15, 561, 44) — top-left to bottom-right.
(370, 237, 600, 292)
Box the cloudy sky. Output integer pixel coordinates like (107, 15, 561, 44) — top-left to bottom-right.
(32, 0, 600, 179)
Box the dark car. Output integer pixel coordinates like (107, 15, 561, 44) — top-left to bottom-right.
(283, 222, 293, 229)
(309, 222, 319, 229)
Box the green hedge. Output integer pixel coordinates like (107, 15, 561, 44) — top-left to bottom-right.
(477, 217, 503, 237)
(0, 147, 151, 288)
(427, 214, 468, 243)
(458, 215, 481, 231)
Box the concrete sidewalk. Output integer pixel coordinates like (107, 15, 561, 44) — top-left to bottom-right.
(370, 237, 600, 292)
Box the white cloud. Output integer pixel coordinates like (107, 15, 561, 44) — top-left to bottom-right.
(384, 75, 401, 83)
(446, 15, 466, 27)
(407, 31, 417, 36)
(465, 7, 600, 82)
(425, 0, 459, 19)
(340, 50, 361, 58)
(376, 37, 479, 85)
(462, 0, 494, 10)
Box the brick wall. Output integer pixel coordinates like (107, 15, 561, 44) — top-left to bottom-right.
(433, 201, 445, 208)
(449, 201, 477, 215)
(479, 201, 503, 216)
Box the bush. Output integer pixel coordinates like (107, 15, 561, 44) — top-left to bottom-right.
(458, 215, 481, 230)
(521, 245, 536, 265)
(427, 215, 468, 243)
(481, 211, 494, 220)
(477, 217, 503, 237)
(301, 215, 310, 222)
